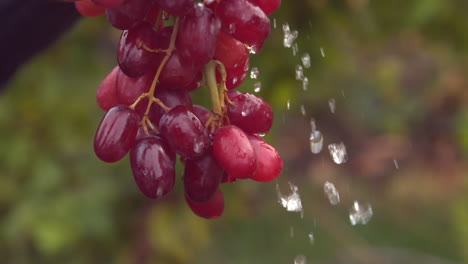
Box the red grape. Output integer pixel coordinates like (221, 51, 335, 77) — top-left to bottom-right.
(75, 0, 105, 17)
(106, 0, 152, 30)
(159, 50, 198, 90)
(92, 0, 125, 8)
(228, 93, 273, 134)
(96, 66, 119, 111)
(154, 0, 194, 16)
(249, 0, 281, 15)
(184, 152, 223, 202)
(248, 135, 282, 182)
(212, 125, 257, 179)
(177, 4, 221, 68)
(215, 0, 270, 48)
(117, 22, 159, 78)
(185, 188, 224, 219)
(130, 136, 176, 199)
(159, 105, 210, 159)
(94, 105, 139, 163)
(192, 105, 211, 125)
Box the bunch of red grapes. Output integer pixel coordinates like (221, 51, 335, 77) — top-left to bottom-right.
(74, 0, 282, 219)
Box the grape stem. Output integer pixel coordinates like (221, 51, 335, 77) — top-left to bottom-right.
(204, 60, 222, 116)
(130, 17, 180, 134)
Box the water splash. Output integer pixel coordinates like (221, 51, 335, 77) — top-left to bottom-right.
(328, 142, 347, 164)
(292, 43, 299, 56)
(277, 182, 304, 217)
(301, 53, 311, 68)
(349, 201, 373, 225)
(250, 67, 259, 79)
(295, 65, 304, 80)
(320, 47, 325, 57)
(302, 77, 309, 91)
(300, 105, 306, 116)
(253, 82, 262, 93)
(309, 131, 323, 154)
(323, 181, 340, 205)
(308, 233, 315, 245)
(328, 98, 336, 114)
(283, 23, 298, 48)
(294, 254, 307, 264)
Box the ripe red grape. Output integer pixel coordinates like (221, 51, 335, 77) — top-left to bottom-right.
(184, 152, 223, 202)
(159, 105, 210, 159)
(159, 50, 198, 90)
(154, 0, 194, 16)
(248, 135, 282, 182)
(105, 0, 151, 30)
(228, 93, 273, 134)
(192, 105, 211, 125)
(75, 0, 105, 17)
(215, 0, 271, 47)
(96, 66, 119, 111)
(212, 125, 257, 179)
(185, 188, 224, 219)
(92, 0, 125, 8)
(117, 22, 159, 78)
(249, 0, 281, 15)
(130, 136, 176, 199)
(94, 105, 140, 163)
(177, 4, 220, 68)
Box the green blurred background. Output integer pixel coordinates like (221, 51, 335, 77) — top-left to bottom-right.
(1, 0, 468, 263)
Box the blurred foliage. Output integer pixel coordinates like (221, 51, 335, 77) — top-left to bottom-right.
(1, 0, 468, 263)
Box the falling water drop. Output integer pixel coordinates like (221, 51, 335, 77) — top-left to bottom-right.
(273, 18, 277, 29)
(294, 254, 307, 264)
(287, 99, 291, 110)
(250, 67, 259, 79)
(320, 47, 325, 57)
(253, 82, 262, 93)
(328, 98, 336, 113)
(295, 65, 304, 80)
(276, 182, 304, 217)
(282, 23, 298, 48)
(290, 226, 294, 238)
(308, 233, 315, 245)
(302, 77, 309, 91)
(300, 105, 306, 116)
(393, 159, 400, 169)
(309, 131, 323, 154)
(328, 142, 347, 164)
(323, 181, 340, 205)
(301, 53, 311, 68)
(292, 43, 299, 56)
(349, 201, 373, 225)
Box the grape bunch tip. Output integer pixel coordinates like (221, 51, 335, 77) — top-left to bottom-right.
(76, 0, 283, 219)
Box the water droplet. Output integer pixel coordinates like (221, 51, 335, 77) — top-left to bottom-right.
(328, 142, 347, 164)
(301, 53, 311, 68)
(308, 233, 315, 245)
(294, 254, 307, 264)
(349, 201, 373, 225)
(287, 99, 291, 110)
(328, 98, 336, 114)
(232, 77, 238, 85)
(290, 226, 294, 238)
(309, 130, 323, 154)
(323, 181, 340, 205)
(253, 82, 262, 93)
(277, 182, 303, 217)
(282, 23, 298, 48)
(310, 118, 317, 131)
(250, 67, 259, 79)
(292, 43, 299, 56)
(300, 105, 306, 116)
(302, 77, 309, 91)
(320, 47, 325, 57)
(246, 45, 258, 54)
(273, 18, 277, 29)
(241, 111, 247, 117)
(393, 159, 399, 169)
(228, 23, 236, 34)
(295, 65, 304, 80)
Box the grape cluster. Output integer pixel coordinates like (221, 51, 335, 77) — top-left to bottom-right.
(75, 0, 282, 219)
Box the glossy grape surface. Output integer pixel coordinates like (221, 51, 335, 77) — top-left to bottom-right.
(185, 188, 224, 219)
(184, 152, 223, 202)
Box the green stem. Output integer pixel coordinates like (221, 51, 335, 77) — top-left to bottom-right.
(204, 61, 222, 115)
